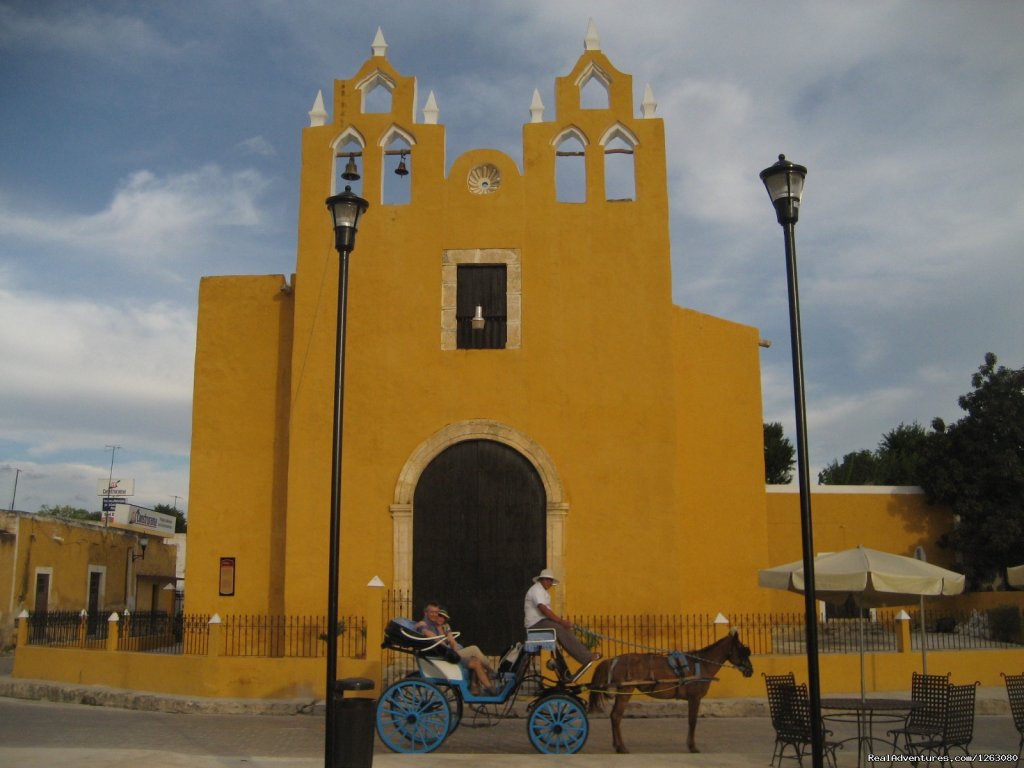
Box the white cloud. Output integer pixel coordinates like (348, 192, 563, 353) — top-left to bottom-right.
(0, 165, 274, 278)
(237, 136, 276, 158)
(0, 282, 195, 458)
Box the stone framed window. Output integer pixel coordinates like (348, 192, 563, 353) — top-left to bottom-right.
(441, 249, 521, 350)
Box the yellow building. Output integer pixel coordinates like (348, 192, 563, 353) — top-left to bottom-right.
(185, 27, 954, 660)
(1, 511, 177, 646)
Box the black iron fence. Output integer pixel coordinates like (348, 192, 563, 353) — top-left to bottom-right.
(22, 611, 366, 658)
(571, 613, 721, 656)
(734, 608, 1023, 655)
(25, 611, 103, 647)
(22, 603, 1020, 661)
(219, 614, 366, 658)
(907, 606, 1024, 650)
(381, 590, 416, 683)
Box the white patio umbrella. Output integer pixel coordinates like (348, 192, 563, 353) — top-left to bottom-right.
(759, 545, 966, 698)
(1008, 564, 1024, 589)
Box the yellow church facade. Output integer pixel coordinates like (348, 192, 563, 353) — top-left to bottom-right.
(184, 28, 954, 667)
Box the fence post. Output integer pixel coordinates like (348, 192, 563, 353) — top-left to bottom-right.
(714, 612, 730, 641)
(895, 609, 912, 654)
(208, 613, 222, 658)
(366, 576, 386, 690)
(78, 610, 88, 648)
(106, 612, 120, 652)
(16, 610, 29, 647)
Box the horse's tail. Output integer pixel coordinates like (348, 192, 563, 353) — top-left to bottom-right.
(588, 659, 611, 713)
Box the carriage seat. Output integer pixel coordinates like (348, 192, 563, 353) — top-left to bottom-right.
(382, 618, 460, 664)
(524, 627, 558, 653)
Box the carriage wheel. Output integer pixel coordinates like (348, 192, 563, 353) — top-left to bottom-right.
(527, 695, 589, 754)
(405, 672, 462, 734)
(438, 682, 463, 733)
(376, 679, 452, 753)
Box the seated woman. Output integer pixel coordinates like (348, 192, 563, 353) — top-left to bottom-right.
(415, 601, 496, 695)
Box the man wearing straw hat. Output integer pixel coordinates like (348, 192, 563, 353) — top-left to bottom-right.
(524, 568, 600, 673)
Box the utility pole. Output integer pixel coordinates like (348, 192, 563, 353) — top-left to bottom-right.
(104, 445, 120, 526)
(8, 468, 20, 512)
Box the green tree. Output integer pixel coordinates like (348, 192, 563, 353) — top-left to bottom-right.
(37, 504, 101, 521)
(763, 422, 795, 484)
(921, 353, 1024, 586)
(154, 503, 188, 533)
(817, 449, 877, 485)
(817, 423, 930, 486)
(875, 422, 929, 485)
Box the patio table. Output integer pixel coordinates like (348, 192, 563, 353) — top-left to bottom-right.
(821, 697, 919, 766)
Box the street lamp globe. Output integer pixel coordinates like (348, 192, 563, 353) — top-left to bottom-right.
(325, 186, 369, 254)
(760, 154, 807, 225)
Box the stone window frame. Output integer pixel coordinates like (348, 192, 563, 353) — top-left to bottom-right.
(441, 249, 521, 350)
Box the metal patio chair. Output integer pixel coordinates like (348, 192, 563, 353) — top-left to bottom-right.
(763, 674, 840, 768)
(888, 671, 950, 752)
(764, 673, 798, 766)
(906, 681, 979, 759)
(1003, 672, 1024, 764)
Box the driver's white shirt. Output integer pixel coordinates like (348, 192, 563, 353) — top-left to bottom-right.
(523, 581, 550, 628)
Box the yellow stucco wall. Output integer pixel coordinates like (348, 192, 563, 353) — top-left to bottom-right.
(187, 275, 293, 616)
(673, 308, 772, 613)
(763, 487, 957, 612)
(14, 619, 1021, 700)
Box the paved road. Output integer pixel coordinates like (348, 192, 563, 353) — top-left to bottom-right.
(0, 695, 1020, 768)
(1, 651, 1019, 768)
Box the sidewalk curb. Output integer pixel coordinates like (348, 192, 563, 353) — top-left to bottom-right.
(0, 677, 316, 715)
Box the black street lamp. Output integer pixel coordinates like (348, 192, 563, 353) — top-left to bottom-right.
(324, 184, 369, 768)
(760, 154, 824, 768)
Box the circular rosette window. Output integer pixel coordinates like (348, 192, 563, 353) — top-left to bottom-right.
(467, 164, 502, 195)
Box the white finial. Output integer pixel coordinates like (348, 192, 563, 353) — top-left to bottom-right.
(714, 612, 730, 624)
(367, 575, 386, 588)
(308, 90, 327, 127)
(641, 84, 657, 118)
(584, 19, 600, 51)
(423, 90, 439, 124)
(372, 27, 388, 58)
(530, 89, 545, 123)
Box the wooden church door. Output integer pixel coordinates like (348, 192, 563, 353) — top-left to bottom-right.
(413, 439, 546, 654)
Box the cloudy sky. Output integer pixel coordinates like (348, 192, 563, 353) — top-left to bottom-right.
(2, 1, 1022, 516)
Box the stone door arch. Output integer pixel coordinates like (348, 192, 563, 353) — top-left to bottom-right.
(391, 420, 569, 622)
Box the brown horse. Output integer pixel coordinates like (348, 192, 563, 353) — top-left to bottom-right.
(588, 629, 754, 753)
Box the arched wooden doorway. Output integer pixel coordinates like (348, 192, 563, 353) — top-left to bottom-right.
(412, 439, 546, 654)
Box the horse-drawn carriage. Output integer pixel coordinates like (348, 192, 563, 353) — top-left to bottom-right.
(377, 618, 592, 754)
(378, 617, 755, 755)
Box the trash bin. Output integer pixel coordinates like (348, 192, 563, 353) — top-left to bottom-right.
(334, 677, 375, 768)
